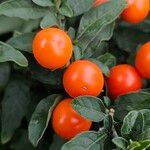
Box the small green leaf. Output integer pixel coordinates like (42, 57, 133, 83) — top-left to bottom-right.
(28, 94, 62, 147)
(72, 96, 106, 122)
(114, 90, 150, 121)
(127, 141, 141, 150)
(59, 3, 73, 18)
(90, 58, 110, 77)
(137, 109, 150, 140)
(97, 53, 116, 68)
(68, 27, 75, 41)
(62, 130, 108, 150)
(73, 46, 82, 60)
(112, 137, 128, 150)
(32, 0, 54, 7)
(127, 140, 150, 150)
(83, 23, 115, 58)
(1, 79, 30, 144)
(121, 111, 144, 140)
(139, 109, 150, 131)
(59, 0, 94, 17)
(7, 33, 35, 53)
(0, 41, 28, 67)
(40, 12, 59, 29)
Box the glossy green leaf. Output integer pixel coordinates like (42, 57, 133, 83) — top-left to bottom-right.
(97, 53, 116, 68)
(72, 96, 106, 122)
(121, 111, 144, 140)
(28, 94, 62, 146)
(112, 137, 128, 150)
(90, 58, 110, 77)
(40, 12, 59, 29)
(114, 90, 150, 121)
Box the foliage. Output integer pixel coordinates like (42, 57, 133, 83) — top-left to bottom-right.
(0, 0, 150, 150)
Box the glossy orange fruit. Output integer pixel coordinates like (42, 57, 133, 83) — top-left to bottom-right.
(121, 0, 149, 24)
(52, 98, 92, 140)
(135, 42, 150, 79)
(107, 64, 142, 99)
(32, 28, 73, 70)
(63, 60, 104, 98)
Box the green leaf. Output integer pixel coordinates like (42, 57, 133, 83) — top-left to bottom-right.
(72, 96, 106, 122)
(0, 62, 10, 91)
(59, 0, 94, 17)
(28, 94, 62, 147)
(97, 53, 116, 68)
(112, 137, 128, 150)
(114, 90, 150, 121)
(140, 109, 150, 131)
(90, 58, 110, 77)
(32, 0, 54, 7)
(40, 12, 59, 29)
(1, 79, 30, 144)
(73, 46, 82, 60)
(127, 140, 150, 150)
(77, 0, 127, 51)
(68, 27, 76, 41)
(0, 41, 28, 67)
(62, 130, 108, 150)
(137, 109, 150, 140)
(7, 33, 35, 53)
(18, 19, 40, 33)
(83, 23, 115, 58)
(121, 111, 144, 140)
(127, 141, 141, 150)
(0, 0, 49, 20)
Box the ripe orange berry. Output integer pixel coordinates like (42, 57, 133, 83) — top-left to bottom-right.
(121, 0, 149, 24)
(135, 42, 150, 79)
(63, 60, 104, 98)
(32, 28, 73, 70)
(107, 64, 142, 99)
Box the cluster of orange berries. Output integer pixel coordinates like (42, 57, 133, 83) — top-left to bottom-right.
(32, 0, 150, 140)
